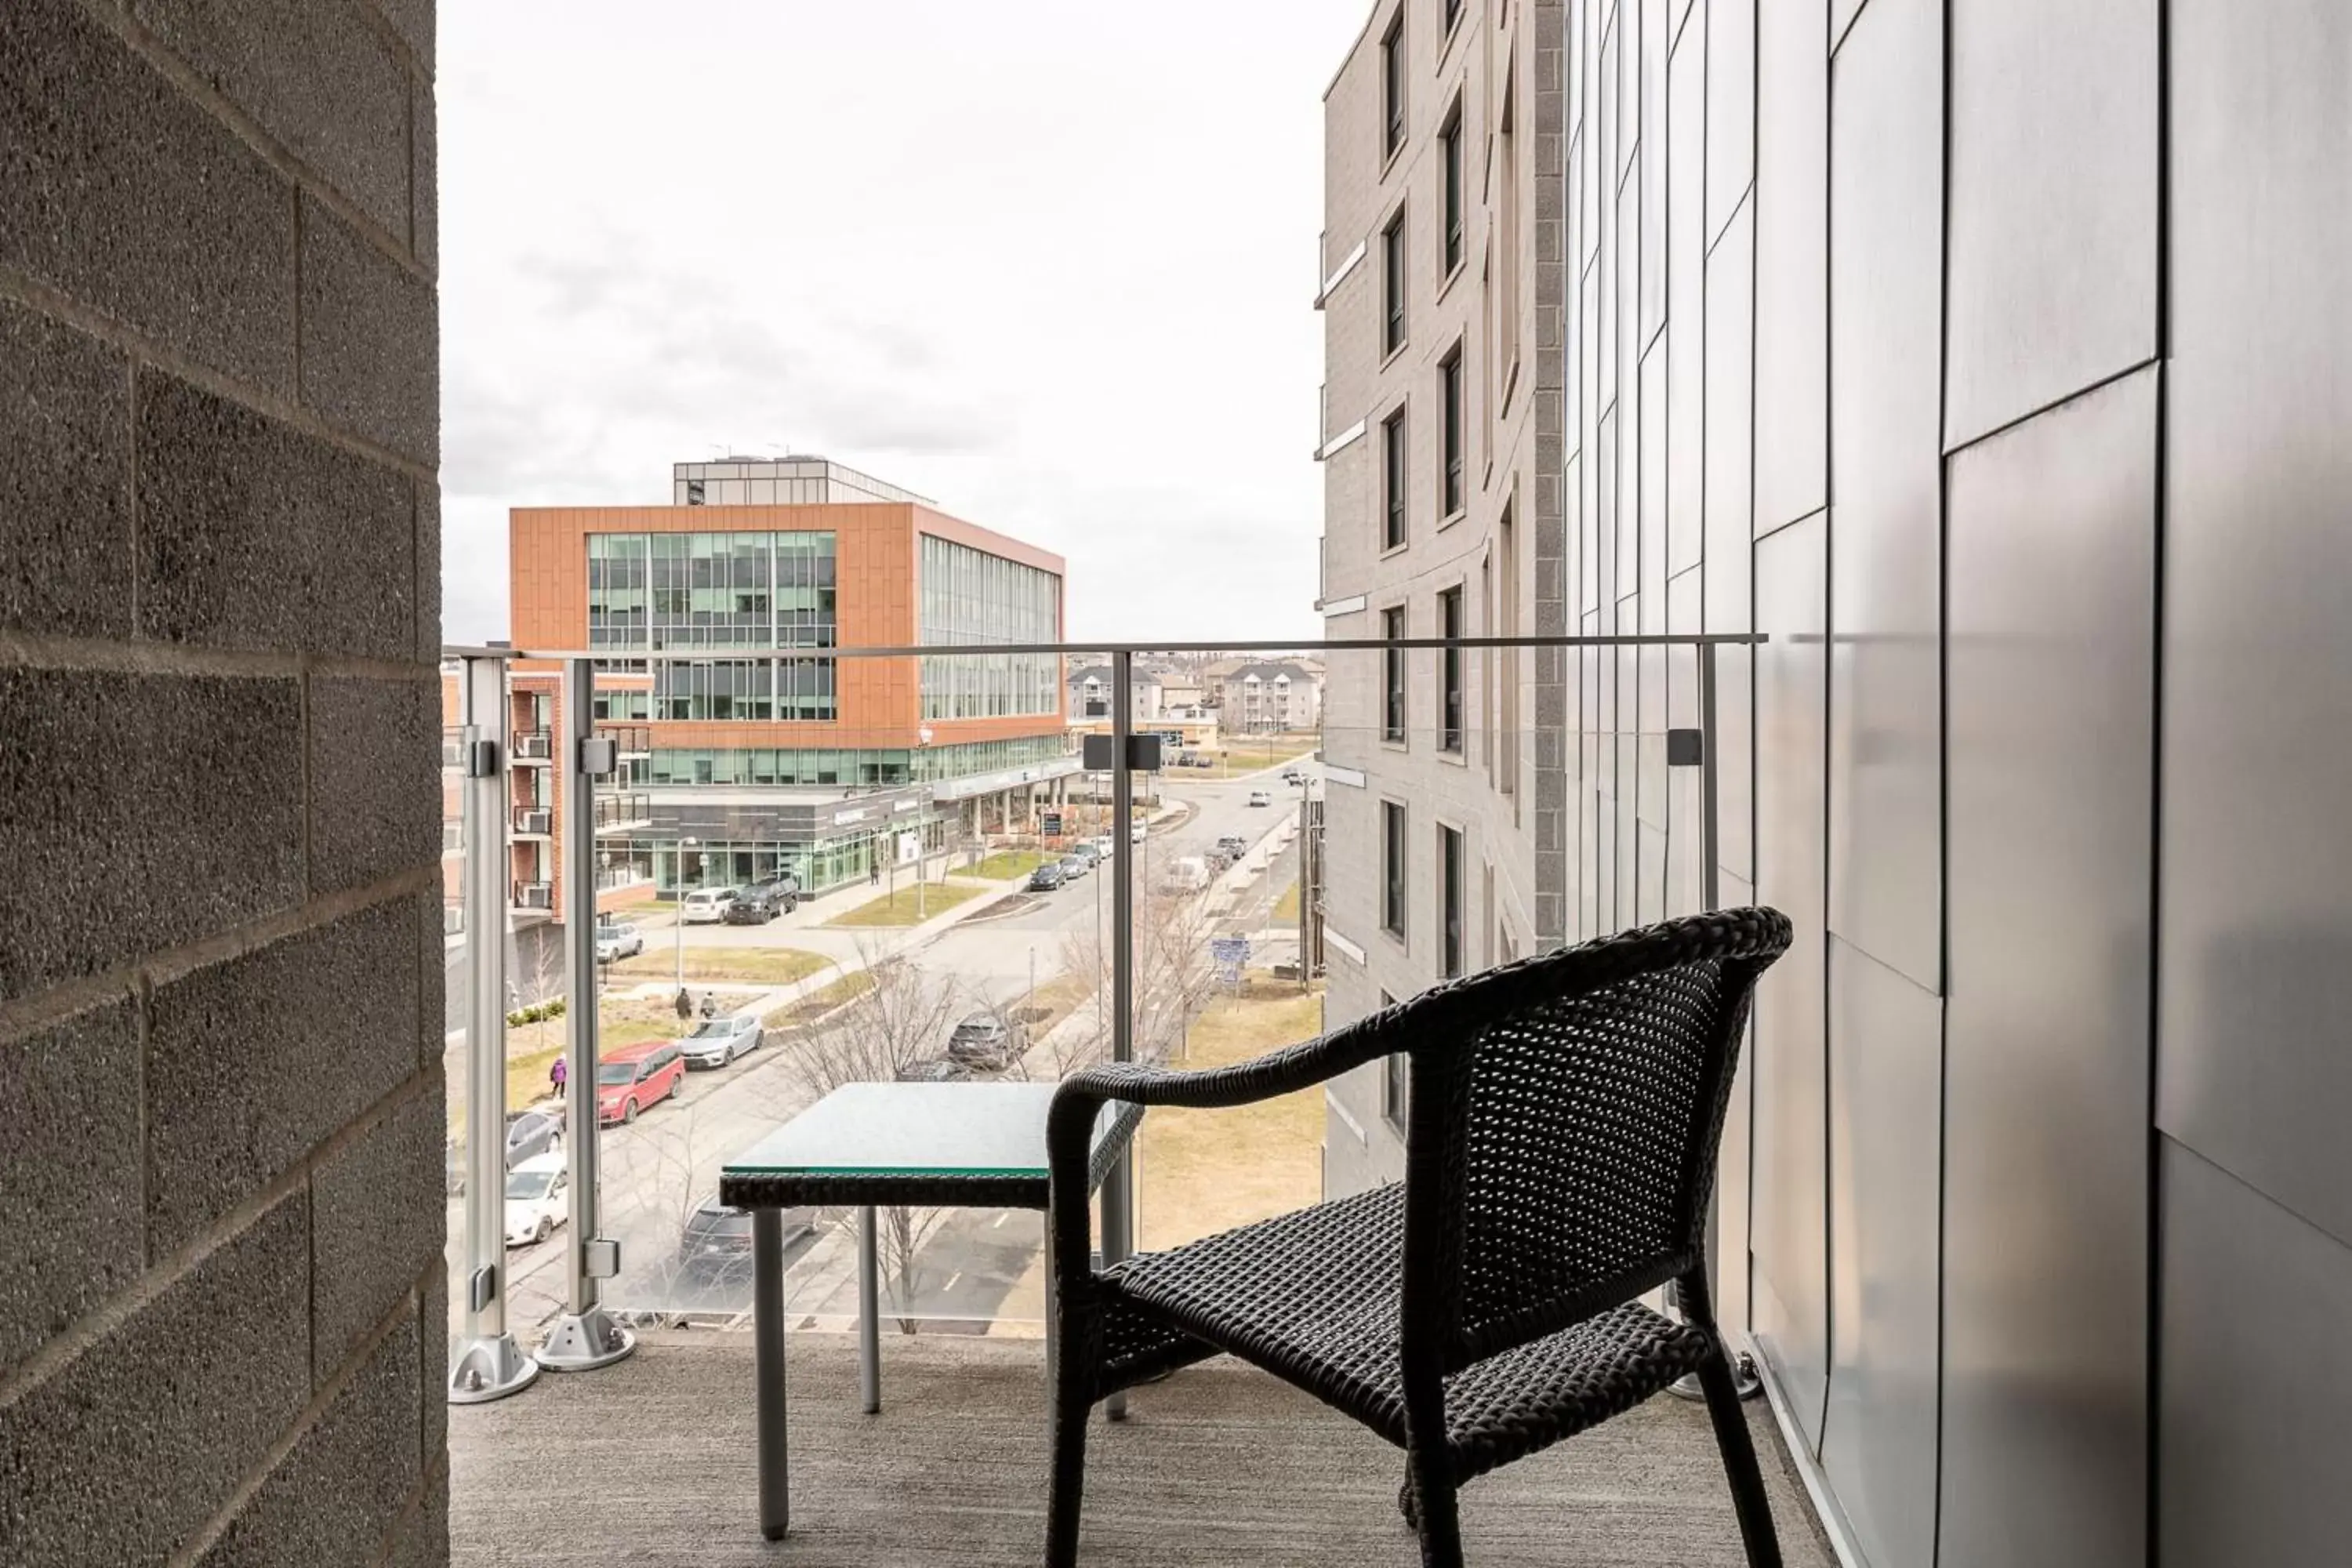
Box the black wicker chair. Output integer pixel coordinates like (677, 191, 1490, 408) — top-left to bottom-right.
(1043, 907, 1793, 1567)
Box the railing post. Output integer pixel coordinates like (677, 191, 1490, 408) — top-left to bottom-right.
(448, 655, 539, 1405)
(537, 656, 637, 1373)
(1102, 649, 1136, 1420)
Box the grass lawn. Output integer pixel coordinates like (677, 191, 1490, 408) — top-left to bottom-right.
(964, 848, 1054, 881)
(826, 880, 988, 927)
(490, 995, 688, 1119)
(1139, 979, 1325, 1250)
(611, 946, 829, 986)
(1189, 735, 1319, 781)
(762, 968, 875, 1033)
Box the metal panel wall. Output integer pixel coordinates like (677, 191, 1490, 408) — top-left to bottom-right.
(1944, 368, 2155, 1568)
(1822, 936, 1944, 1568)
(2158, 3, 2352, 1559)
(1751, 510, 1831, 1451)
(2158, 0, 2352, 1254)
(1752, 0, 1828, 535)
(1944, 0, 2158, 448)
(1825, 0, 1943, 994)
(2160, 1142, 2352, 1566)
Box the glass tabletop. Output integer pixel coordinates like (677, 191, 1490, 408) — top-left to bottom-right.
(724, 1081, 1117, 1180)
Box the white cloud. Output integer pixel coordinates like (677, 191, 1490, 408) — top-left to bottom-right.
(437, 0, 1367, 646)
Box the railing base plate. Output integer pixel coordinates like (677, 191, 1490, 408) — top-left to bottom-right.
(535, 1307, 638, 1373)
(448, 1333, 540, 1404)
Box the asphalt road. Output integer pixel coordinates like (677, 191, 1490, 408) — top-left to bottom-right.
(448, 758, 1321, 1338)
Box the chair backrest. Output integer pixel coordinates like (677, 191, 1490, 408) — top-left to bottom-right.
(1392, 909, 1791, 1367)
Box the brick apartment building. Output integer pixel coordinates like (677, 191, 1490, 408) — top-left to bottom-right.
(495, 458, 1075, 907)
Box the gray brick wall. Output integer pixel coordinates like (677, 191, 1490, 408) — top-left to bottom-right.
(0, 1, 445, 1564)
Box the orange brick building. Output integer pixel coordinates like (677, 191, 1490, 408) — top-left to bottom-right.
(500, 466, 1073, 903)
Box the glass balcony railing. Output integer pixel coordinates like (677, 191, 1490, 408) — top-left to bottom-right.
(441, 635, 1752, 1377)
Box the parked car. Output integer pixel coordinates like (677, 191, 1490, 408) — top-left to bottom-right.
(596, 1041, 686, 1125)
(504, 1108, 564, 1169)
(1069, 843, 1103, 869)
(503, 1154, 570, 1247)
(1028, 862, 1067, 892)
(945, 1012, 1028, 1069)
(722, 886, 786, 924)
(896, 1055, 975, 1083)
(1058, 855, 1089, 880)
(681, 887, 740, 924)
(593, 921, 644, 963)
(1215, 834, 1248, 859)
(739, 876, 800, 914)
(680, 1011, 763, 1069)
(1131, 821, 1148, 843)
(1160, 855, 1211, 895)
(676, 1195, 816, 1279)
(1088, 834, 1116, 858)
(1247, 789, 1272, 808)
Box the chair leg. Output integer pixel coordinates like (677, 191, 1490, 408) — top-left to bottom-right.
(1403, 1446, 1464, 1568)
(1046, 1383, 1089, 1568)
(1696, 1347, 1782, 1568)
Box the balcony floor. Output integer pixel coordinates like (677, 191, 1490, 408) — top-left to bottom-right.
(451, 1330, 1833, 1566)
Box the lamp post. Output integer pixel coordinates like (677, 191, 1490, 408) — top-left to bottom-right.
(673, 835, 699, 989)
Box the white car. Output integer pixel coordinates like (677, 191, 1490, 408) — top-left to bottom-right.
(1247, 789, 1272, 808)
(593, 921, 644, 963)
(681, 887, 739, 924)
(1088, 834, 1116, 858)
(1131, 821, 1147, 844)
(503, 1154, 570, 1247)
(680, 1011, 763, 1069)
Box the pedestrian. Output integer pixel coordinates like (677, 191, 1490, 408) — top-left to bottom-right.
(699, 991, 718, 1020)
(549, 1054, 568, 1099)
(869, 859, 880, 887)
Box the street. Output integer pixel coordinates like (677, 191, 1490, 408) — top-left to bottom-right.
(448, 757, 1321, 1338)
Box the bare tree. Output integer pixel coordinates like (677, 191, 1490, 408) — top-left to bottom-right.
(1048, 883, 1218, 1073)
(789, 939, 960, 1331)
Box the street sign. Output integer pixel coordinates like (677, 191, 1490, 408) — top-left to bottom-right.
(896, 830, 920, 865)
(1210, 935, 1250, 984)
(1041, 811, 1063, 837)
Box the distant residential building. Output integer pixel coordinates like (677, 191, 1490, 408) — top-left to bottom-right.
(1067, 662, 1170, 724)
(1213, 659, 1324, 733)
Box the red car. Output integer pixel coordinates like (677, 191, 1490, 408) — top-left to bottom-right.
(596, 1041, 686, 1126)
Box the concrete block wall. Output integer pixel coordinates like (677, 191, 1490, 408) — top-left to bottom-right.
(0, 2, 445, 1566)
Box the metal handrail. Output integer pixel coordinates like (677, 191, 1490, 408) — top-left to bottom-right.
(446, 633, 1767, 662)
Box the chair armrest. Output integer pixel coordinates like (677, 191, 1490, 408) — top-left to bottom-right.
(1043, 1029, 1392, 1290)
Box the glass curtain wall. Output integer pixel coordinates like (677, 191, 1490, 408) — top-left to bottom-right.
(918, 534, 1062, 720)
(587, 529, 838, 719)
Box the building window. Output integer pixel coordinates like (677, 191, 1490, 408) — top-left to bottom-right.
(1440, 344, 1465, 517)
(1439, 824, 1463, 978)
(917, 533, 1064, 720)
(1381, 13, 1405, 158)
(1497, 502, 1518, 800)
(1382, 408, 1408, 550)
(1440, 103, 1464, 275)
(1443, 0, 1464, 35)
(685, 478, 706, 506)
(1439, 585, 1463, 753)
(1383, 606, 1407, 744)
(1382, 209, 1407, 355)
(1381, 799, 1407, 938)
(1381, 992, 1408, 1133)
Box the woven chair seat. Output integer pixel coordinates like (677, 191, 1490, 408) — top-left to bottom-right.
(1102, 1183, 1714, 1477)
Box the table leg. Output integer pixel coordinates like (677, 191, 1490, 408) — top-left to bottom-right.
(1042, 1212, 1056, 1411)
(859, 1203, 881, 1414)
(753, 1208, 789, 1541)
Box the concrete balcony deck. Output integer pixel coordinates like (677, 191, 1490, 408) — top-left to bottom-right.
(450, 1330, 1835, 1566)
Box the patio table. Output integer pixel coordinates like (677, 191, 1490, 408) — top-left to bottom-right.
(719, 1080, 1142, 1541)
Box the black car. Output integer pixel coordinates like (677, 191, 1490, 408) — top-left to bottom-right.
(675, 1196, 815, 1280)
(724, 880, 798, 923)
(945, 1011, 1027, 1069)
(1028, 862, 1067, 892)
(1215, 834, 1248, 858)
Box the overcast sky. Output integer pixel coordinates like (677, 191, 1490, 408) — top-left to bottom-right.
(439, 0, 1371, 647)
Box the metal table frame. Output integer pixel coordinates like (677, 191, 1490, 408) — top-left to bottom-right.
(720, 1083, 1143, 1542)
